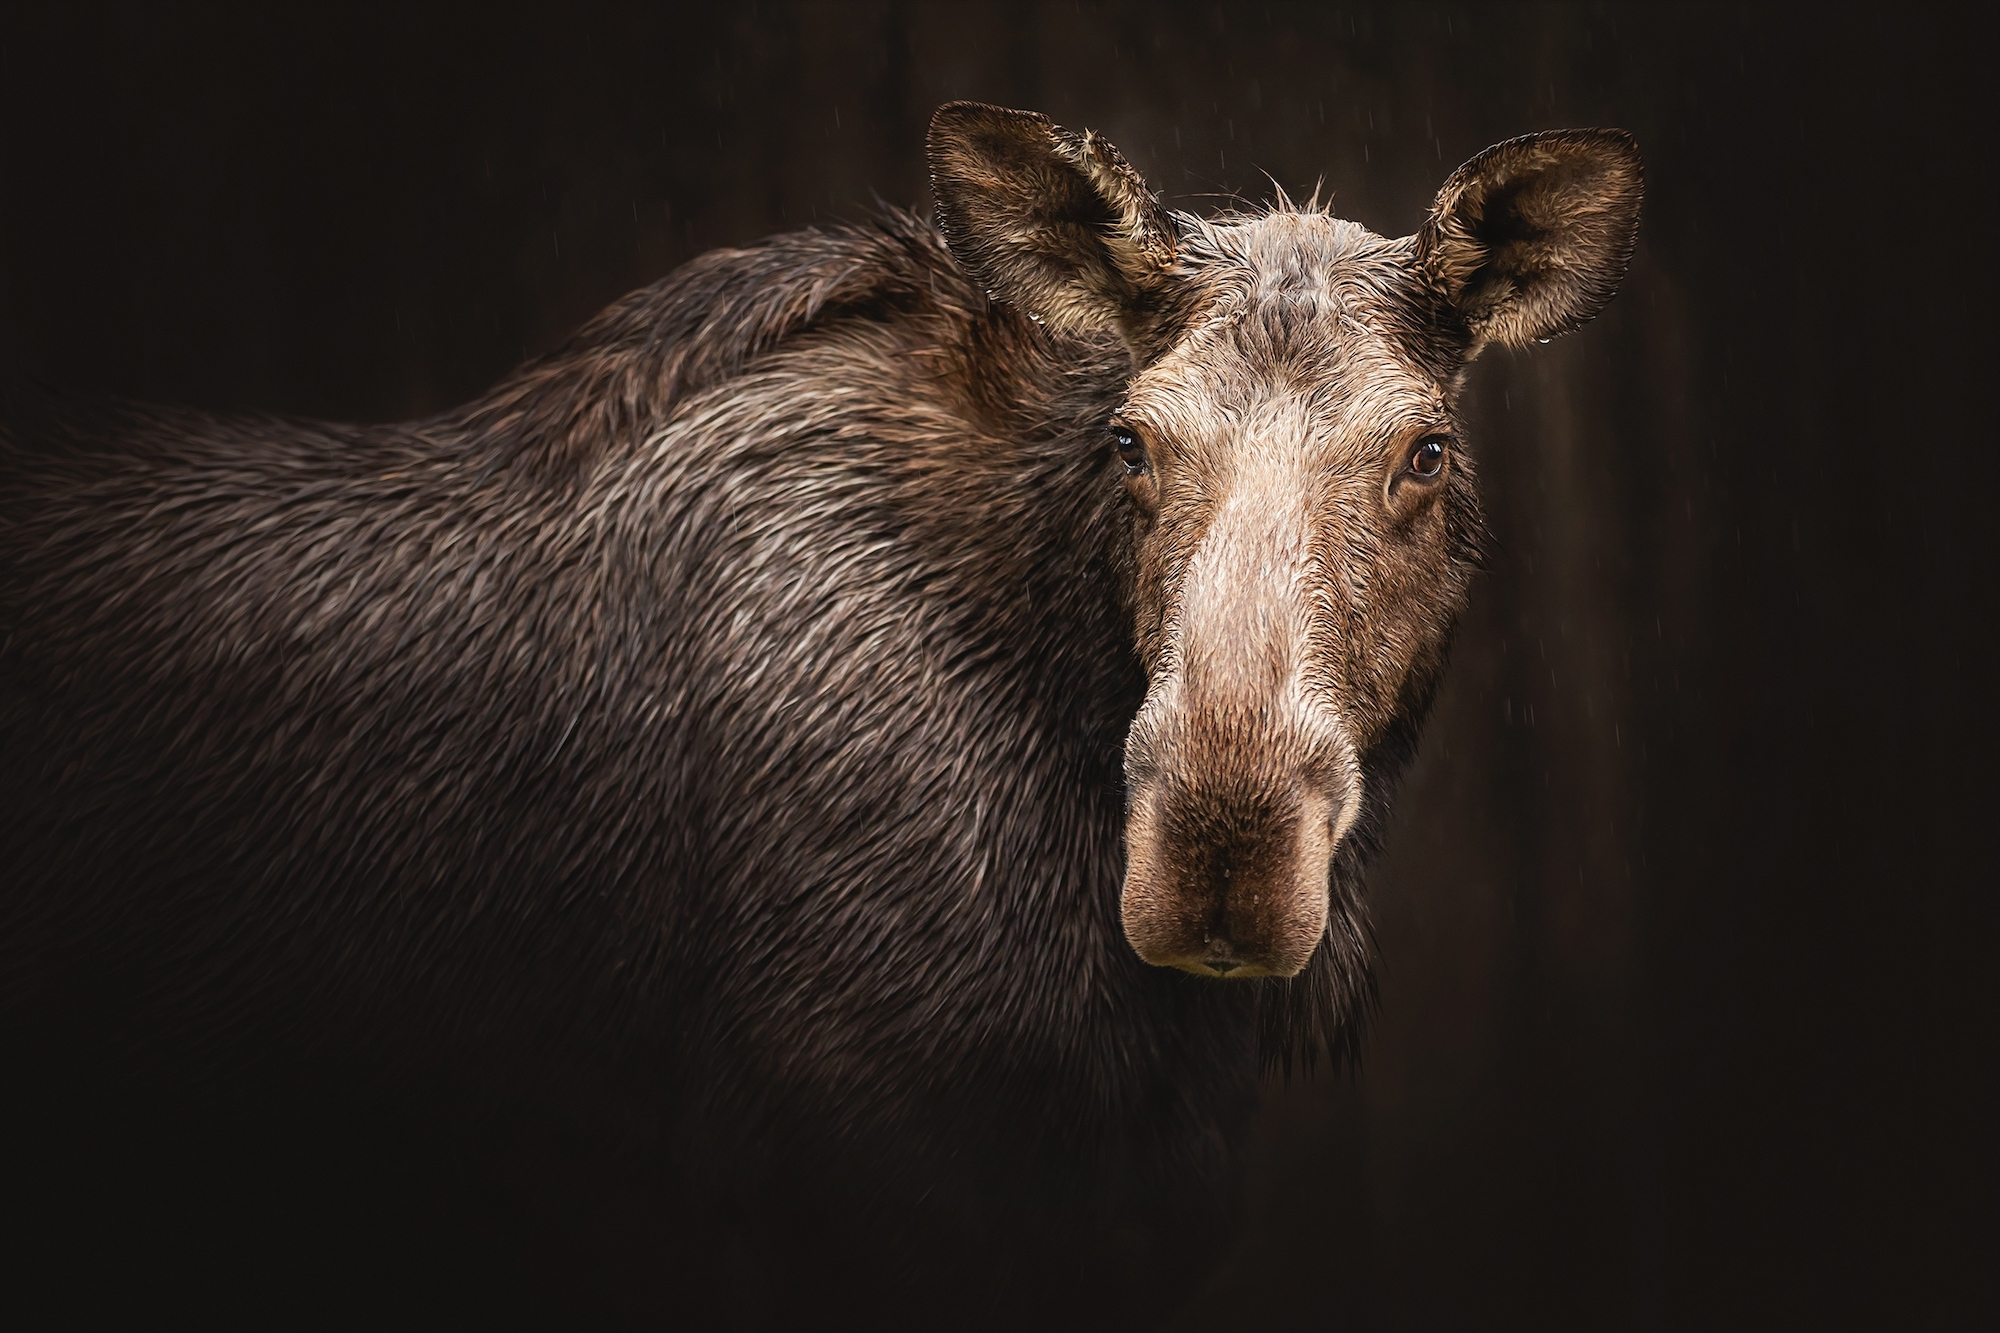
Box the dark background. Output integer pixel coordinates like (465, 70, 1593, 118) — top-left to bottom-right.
(1, 4, 1979, 1327)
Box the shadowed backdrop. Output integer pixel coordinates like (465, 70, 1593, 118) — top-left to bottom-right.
(1, 4, 1976, 1326)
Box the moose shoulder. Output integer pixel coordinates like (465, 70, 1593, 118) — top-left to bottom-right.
(0, 104, 1640, 1322)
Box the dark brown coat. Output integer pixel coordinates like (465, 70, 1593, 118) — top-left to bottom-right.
(0, 104, 1639, 1323)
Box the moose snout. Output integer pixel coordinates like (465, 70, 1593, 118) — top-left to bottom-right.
(1120, 769, 1347, 980)
(1118, 459, 1368, 978)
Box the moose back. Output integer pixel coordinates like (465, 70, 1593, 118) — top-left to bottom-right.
(0, 105, 1640, 1323)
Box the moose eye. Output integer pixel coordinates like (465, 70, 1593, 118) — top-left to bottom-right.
(1409, 436, 1449, 478)
(1111, 426, 1148, 476)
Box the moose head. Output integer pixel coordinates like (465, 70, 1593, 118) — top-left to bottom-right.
(929, 103, 1641, 980)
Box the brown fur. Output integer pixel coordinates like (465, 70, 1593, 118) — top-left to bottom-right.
(931, 104, 1642, 985)
(0, 103, 1640, 1318)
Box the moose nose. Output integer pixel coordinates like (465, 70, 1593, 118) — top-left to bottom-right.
(1120, 779, 1342, 980)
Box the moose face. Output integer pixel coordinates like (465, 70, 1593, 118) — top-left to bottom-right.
(930, 104, 1641, 979)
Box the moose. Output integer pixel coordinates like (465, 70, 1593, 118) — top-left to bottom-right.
(0, 104, 1641, 1324)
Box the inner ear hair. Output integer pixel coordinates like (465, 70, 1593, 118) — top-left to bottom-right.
(927, 102, 1177, 340)
(1420, 129, 1644, 351)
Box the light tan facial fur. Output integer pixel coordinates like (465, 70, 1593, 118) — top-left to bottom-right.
(1114, 215, 1475, 976)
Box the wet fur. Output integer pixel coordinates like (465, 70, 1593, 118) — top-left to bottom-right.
(0, 106, 1638, 1316)
(930, 104, 1637, 993)
(1, 212, 1297, 1308)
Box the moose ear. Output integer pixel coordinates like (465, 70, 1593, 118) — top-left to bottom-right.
(928, 102, 1177, 338)
(1419, 129, 1644, 351)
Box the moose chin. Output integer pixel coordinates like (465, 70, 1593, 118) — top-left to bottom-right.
(1, 102, 1640, 1323)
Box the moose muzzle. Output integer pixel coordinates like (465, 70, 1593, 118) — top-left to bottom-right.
(1120, 680, 1360, 978)
(1112, 445, 1371, 979)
